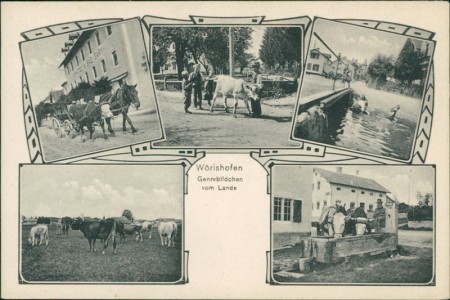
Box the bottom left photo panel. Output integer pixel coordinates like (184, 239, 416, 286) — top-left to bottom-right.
(19, 164, 185, 284)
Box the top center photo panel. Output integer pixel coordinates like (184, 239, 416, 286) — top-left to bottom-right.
(150, 25, 304, 148)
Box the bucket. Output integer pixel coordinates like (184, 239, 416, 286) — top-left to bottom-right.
(298, 258, 311, 273)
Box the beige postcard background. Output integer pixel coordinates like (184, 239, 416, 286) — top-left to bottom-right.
(1, 1, 449, 299)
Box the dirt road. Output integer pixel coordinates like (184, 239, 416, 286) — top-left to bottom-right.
(38, 109, 162, 161)
(154, 90, 300, 148)
(398, 229, 433, 248)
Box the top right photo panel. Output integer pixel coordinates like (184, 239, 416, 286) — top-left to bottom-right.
(292, 18, 434, 162)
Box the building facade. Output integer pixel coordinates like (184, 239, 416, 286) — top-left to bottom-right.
(59, 19, 153, 108)
(306, 48, 332, 76)
(311, 167, 390, 221)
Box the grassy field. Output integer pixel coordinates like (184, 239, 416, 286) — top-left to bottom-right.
(273, 245, 433, 284)
(21, 224, 183, 283)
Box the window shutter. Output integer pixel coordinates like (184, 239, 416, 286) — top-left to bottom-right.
(293, 200, 302, 223)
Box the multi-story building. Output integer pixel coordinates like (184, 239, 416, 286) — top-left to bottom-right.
(59, 19, 153, 107)
(305, 48, 332, 76)
(311, 167, 390, 221)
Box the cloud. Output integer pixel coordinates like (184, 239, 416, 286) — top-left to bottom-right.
(152, 188, 169, 197)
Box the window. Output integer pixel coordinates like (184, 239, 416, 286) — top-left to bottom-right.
(283, 199, 291, 221)
(101, 59, 107, 73)
(112, 50, 119, 66)
(79, 76, 82, 83)
(379, 193, 383, 197)
(351, 189, 355, 193)
(293, 200, 302, 223)
(316, 202, 320, 210)
(368, 204, 374, 211)
(164, 65, 169, 70)
(93, 66, 97, 78)
(350, 201, 356, 209)
(317, 181, 320, 190)
(361, 191, 365, 194)
(360, 202, 365, 209)
(66, 67, 70, 75)
(323, 200, 327, 207)
(88, 41, 92, 54)
(81, 49, 85, 61)
(95, 31, 101, 46)
(273, 198, 282, 221)
(70, 61, 74, 71)
(370, 192, 373, 196)
(312, 183, 314, 190)
(107, 26, 112, 36)
(336, 187, 341, 191)
(85, 72, 89, 83)
(312, 64, 319, 71)
(310, 52, 320, 59)
(75, 55, 79, 66)
(307, 63, 311, 70)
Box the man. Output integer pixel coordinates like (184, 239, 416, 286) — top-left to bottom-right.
(373, 199, 386, 233)
(189, 64, 203, 109)
(249, 62, 262, 117)
(181, 71, 193, 114)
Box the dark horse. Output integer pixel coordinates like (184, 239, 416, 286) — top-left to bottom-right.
(68, 84, 140, 140)
(102, 83, 141, 133)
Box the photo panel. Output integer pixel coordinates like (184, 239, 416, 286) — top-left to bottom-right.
(150, 23, 304, 148)
(20, 18, 163, 163)
(269, 164, 435, 285)
(291, 18, 435, 162)
(19, 164, 185, 284)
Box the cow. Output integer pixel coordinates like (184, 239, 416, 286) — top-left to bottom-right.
(115, 223, 142, 243)
(136, 221, 153, 242)
(210, 75, 262, 117)
(155, 220, 178, 247)
(71, 217, 117, 254)
(61, 216, 73, 235)
(28, 224, 49, 246)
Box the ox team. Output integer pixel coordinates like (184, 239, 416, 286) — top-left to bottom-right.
(27, 217, 178, 254)
(182, 63, 263, 117)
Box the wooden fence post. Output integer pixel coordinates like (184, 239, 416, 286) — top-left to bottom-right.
(163, 76, 167, 90)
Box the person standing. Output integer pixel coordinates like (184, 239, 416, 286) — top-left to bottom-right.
(373, 199, 386, 233)
(249, 62, 262, 118)
(204, 70, 215, 106)
(181, 71, 192, 114)
(189, 64, 203, 109)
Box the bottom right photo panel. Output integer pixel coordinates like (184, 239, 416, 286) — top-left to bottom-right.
(270, 164, 435, 285)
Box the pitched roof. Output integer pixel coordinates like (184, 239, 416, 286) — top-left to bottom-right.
(314, 168, 390, 193)
(59, 29, 95, 68)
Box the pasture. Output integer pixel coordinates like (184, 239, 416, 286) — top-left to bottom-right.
(21, 224, 183, 283)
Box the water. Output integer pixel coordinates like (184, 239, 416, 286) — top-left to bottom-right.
(327, 105, 418, 160)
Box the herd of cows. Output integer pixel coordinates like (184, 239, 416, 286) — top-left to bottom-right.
(26, 216, 179, 255)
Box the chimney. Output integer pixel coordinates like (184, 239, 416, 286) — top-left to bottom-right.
(336, 167, 343, 173)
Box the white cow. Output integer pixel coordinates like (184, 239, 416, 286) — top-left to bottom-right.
(156, 220, 178, 247)
(210, 75, 261, 117)
(28, 224, 49, 246)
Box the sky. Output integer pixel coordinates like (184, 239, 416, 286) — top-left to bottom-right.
(20, 165, 184, 220)
(310, 18, 434, 64)
(318, 165, 435, 205)
(21, 34, 68, 103)
(247, 26, 265, 58)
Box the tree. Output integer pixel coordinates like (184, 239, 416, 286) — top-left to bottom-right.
(394, 38, 426, 85)
(367, 54, 395, 86)
(259, 27, 302, 72)
(92, 76, 111, 95)
(423, 193, 433, 206)
(122, 209, 133, 221)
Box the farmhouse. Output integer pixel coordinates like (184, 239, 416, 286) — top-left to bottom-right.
(312, 167, 390, 221)
(59, 19, 153, 107)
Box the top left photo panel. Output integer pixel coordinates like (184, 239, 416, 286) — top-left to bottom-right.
(21, 18, 163, 162)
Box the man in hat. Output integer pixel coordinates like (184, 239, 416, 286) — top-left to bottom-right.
(373, 199, 386, 233)
(249, 62, 262, 117)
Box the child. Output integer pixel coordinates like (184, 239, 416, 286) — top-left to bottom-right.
(182, 71, 192, 114)
(204, 70, 215, 106)
(388, 104, 400, 121)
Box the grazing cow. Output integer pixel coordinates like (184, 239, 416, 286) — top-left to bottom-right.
(71, 217, 117, 254)
(156, 220, 178, 247)
(116, 223, 142, 243)
(136, 221, 153, 242)
(210, 75, 262, 117)
(28, 224, 49, 246)
(61, 216, 73, 235)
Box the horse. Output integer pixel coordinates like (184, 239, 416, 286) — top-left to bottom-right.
(101, 83, 141, 133)
(68, 102, 114, 141)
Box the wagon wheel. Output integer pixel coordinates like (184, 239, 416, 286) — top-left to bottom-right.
(52, 117, 64, 138)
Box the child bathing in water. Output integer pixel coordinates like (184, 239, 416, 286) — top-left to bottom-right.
(388, 105, 400, 121)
